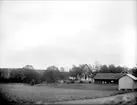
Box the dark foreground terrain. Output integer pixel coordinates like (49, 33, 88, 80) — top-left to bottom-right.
(0, 83, 136, 105)
(56, 92, 137, 105)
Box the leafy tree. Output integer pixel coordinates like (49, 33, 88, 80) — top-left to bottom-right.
(23, 65, 34, 69)
(0, 68, 10, 83)
(131, 67, 137, 77)
(108, 64, 116, 73)
(41, 66, 60, 83)
(59, 71, 69, 80)
(10, 69, 24, 83)
(22, 68, 41, 84)
(99, 65, 110, 73)
(69, 65, 82, 78)
(46, 66, 59, 71)
(116, 66, 124, 73)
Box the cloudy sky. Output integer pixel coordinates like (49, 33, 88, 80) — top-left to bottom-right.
(0, 0, 136, 69)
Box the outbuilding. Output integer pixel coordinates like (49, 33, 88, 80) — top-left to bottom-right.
(94, 73, 124, 84)
(118, 74, 137, 90)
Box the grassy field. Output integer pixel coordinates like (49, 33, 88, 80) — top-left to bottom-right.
(46, 83, 118, 90)
(0, 83, 118, 104)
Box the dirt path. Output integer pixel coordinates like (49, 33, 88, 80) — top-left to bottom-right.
(54, 92, 137, 105)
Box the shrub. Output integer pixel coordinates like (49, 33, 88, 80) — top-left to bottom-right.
(30, 79, 35, 86)
(111, 90, 133, 96)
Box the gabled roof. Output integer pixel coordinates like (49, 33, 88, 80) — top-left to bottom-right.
(82, 64, 92, 72)
(94, 73, 124, 80)
(124, 74, 137, 80)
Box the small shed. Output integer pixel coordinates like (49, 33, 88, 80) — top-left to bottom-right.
(118, 74, 137, 90)
(94, 73, 124, 84)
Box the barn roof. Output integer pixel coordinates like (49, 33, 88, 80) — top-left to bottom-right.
(94, 73, 124, 80)
(124, 74, 137, 80)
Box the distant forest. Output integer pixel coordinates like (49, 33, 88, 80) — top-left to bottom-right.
(0, 64, 137, 85)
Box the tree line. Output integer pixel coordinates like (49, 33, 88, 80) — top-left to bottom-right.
(0, 64, 137, 85)
(0, 65, 69, 85)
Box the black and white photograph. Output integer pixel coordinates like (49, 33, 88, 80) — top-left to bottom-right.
(0, 0, 137, 105)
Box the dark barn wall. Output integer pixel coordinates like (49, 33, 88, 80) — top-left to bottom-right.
(94, 79, 118, 84)
(94, 79, 103, 84)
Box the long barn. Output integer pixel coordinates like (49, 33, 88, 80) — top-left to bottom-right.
(94, 73, 124, 84)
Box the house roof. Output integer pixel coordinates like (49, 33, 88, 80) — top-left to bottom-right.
(94, 73, 124, 80)
(82, 64, 91, 72)
(123, 74, 137, 80)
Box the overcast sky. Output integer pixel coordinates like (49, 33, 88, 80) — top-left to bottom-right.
(0, 1, 136, 69)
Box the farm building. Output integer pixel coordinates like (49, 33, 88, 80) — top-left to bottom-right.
(118, 74, 137, 90)
(80, 64, 92, 82)
(94, 73, 124, 84)
(76, 64, 94, 82)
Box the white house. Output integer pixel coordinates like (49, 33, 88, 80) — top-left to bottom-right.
(118, 74, 137, 90)
(78, 64, 93, 82)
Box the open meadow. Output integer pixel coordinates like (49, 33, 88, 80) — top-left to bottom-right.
(0, 83, 118, 104)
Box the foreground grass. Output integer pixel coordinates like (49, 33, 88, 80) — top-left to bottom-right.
(0, 83, 117, 104)
(44, 83, 118, 90)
